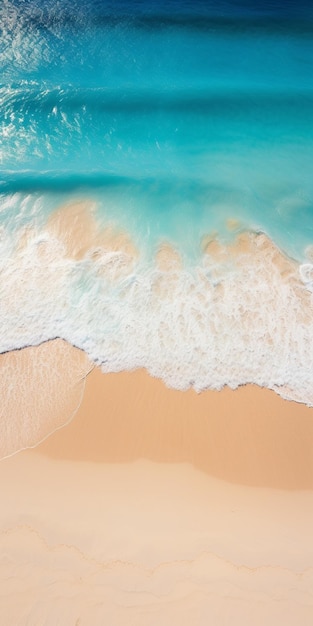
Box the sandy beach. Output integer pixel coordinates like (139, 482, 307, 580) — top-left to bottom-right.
(1, 340, 313, 624)
(2, 0, 313, 622)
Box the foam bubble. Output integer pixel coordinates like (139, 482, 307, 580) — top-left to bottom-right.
(299, 263, 313, 291)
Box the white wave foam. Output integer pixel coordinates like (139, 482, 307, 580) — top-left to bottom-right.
(299, 263, 313, 291)
(1, 214, 313, 406)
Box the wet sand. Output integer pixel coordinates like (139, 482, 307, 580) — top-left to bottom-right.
(0, 341, 313, 624)
(39, 366, 313, 490)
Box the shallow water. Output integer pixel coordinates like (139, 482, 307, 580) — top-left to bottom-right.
(1, 0, 313, 254)
(1, 0, 313, 406)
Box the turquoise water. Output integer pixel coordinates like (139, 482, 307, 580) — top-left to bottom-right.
(1, 0, 313, 404)
(1, 0, 313, 258)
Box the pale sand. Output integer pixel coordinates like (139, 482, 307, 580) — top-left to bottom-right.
(0, 342, 313, 624)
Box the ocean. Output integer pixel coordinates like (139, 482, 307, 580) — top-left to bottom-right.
(1, 0, 313, 404)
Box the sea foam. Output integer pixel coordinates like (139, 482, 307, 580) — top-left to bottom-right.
(1, 200, 313, 408)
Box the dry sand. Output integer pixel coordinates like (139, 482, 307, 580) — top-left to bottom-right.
(0, 340, 313, 624)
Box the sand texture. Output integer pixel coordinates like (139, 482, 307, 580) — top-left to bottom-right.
(0, 339, 92, 459)
(0, 340, 313, 624)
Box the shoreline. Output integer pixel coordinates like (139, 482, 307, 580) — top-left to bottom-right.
(0, 340, 313, 623)
(0, 338, 313, 490)
(37, 360, 313, 491)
